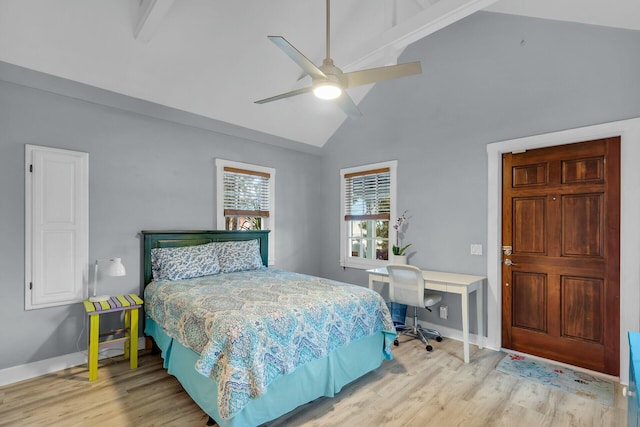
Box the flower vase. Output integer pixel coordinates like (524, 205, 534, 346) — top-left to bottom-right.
(393, 255, 408, 265)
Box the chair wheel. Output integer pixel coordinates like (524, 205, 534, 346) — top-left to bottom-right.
(426, 345, 433, 351)
(394, 339, 399, 346)
(436, 336, 443, 342)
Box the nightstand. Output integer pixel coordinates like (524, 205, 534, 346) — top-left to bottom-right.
(83, 294, 143, 381)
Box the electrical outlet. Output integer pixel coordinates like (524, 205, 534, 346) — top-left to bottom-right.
(439, 305, 448, 320)
(470, 244, 483, 255)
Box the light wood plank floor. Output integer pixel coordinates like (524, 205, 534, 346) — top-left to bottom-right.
(0, 338, 627, 427)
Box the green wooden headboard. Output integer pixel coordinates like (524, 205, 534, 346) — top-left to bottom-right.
(140, 230, 270, 287)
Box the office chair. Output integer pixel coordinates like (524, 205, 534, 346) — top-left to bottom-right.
(387, 264, 443, 351)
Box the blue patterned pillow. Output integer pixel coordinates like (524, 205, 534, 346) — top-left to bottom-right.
(214, 239, 264, 273)
(151, 243, 220, 281)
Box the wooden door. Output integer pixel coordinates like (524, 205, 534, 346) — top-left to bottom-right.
(501, 137, 620, 375)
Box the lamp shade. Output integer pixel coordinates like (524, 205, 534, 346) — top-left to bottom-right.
(105, 257, 126, 277)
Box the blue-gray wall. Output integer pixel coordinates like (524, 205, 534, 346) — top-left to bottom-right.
(318, 12, 640, 332)
(0, 66, 323, 370)
(1, 11, 640, 373)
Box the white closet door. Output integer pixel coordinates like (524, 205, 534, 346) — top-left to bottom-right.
(26, 145, 88, 309)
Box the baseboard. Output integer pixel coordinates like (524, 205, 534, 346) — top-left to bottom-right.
(0, 337, 146, 387)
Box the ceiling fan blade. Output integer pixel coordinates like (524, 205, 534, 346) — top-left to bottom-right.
(340, 61, 422, 88)
(268, 36, 327, 80)
(334, 92, 362, 119)
(254, 86, 313, 104)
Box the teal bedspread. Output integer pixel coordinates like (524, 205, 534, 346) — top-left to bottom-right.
(144, 268, 396, 420)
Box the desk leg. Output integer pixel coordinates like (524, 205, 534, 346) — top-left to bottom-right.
(477, 284, 484, 350)
(368, 275, 374, 290)
(129, 308, 139, 369)
(461, 291, 470, 363)
(88, 314, 99, 381)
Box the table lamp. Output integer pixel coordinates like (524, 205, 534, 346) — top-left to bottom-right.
(90, 257, 126, 302)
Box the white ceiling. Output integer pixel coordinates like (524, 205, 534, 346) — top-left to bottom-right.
(0, 0, 638, 147)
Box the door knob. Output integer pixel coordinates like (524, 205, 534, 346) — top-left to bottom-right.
(504, 259, 518, 266)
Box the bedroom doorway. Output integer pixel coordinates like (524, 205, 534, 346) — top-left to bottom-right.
(501, 137, 620, 375)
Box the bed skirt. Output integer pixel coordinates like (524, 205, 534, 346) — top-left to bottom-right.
(145, 318, 387, 427)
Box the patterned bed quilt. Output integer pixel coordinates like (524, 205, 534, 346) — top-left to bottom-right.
(144, 268, 396, 420)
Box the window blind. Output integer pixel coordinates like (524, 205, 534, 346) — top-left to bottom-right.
(223, 167, 270, 217)
(344, 167, 391, 220)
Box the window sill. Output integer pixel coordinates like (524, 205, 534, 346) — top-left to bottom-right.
(341, 259, 388, 270)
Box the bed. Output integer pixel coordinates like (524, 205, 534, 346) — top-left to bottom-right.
(141, 230, 396, 427)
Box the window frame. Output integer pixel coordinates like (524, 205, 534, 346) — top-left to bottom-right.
(340, 160, 397, 270)
(216, 159, 275, 265)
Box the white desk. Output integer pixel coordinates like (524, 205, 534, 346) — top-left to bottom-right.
(367, 267, 486, 363)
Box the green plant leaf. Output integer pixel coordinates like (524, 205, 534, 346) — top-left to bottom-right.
(393, 244, 411, 255)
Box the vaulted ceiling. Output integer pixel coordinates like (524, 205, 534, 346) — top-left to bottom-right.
(1, 0, 638, 147)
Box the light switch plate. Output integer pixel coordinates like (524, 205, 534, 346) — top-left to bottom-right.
(470, 244, 483, 255)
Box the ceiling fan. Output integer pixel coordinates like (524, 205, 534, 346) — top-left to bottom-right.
(255, 0, 422, 119)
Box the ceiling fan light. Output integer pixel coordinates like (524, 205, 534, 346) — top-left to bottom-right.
(313, 82, 342, 100)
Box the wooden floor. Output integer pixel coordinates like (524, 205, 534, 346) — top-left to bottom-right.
(0, 338, 627, 426)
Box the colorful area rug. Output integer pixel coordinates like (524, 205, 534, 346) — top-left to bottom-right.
(496, 353, 614, 406)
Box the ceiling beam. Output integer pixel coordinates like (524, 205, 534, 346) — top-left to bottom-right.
(415, 0, 443, 8)
(134, 0, 175, 42)
(344, 0, 499, 71)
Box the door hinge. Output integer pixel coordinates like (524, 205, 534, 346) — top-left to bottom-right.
(29, 164, 33, 172)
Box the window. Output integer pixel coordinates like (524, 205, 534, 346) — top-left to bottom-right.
(340, 161, 397, 269)
(216, 159, 275, 264)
